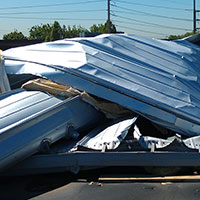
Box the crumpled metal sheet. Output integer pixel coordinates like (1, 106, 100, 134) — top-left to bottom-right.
(133, 124, 175, 149)
(3, 34, 200, 137)
(134, 123, 200, 151)
(76, 117, 137, 150)
(0, 50, 10, 93)
(183, 135, 200, 150)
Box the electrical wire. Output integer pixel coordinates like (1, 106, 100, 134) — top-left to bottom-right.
(0, 9, 106, 15)
(112, 19, 154, 27)
(115, 24, 167, 36)
(156, 0, 191, 6)
(114, 0, 189, 11)
(0, 0, 106, 10)
(113, 18, 191, 31)
(111, 4, 192, 22)
(0, 16, 106, 21)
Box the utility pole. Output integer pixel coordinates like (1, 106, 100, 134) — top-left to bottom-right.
(194, 0, 196, 33)
(108, 0, 111, 33)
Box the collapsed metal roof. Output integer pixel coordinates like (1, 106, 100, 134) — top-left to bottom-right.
(3, 34, 200, 137)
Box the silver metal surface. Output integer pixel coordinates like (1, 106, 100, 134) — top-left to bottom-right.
(77, 117, 137, 150)
(0, 56, 10, 93)
(0, 89, 103, 171)
(133, 125, 175, 149)
(3, 34, 200, 137)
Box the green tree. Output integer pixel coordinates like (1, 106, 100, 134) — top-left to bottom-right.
(168, 32, 194, 40)
(90, 21, 117, 33)
(3, 30, 27, 40)
(3, 21, 117, 42)
(29, 24, 51, 41)
(48, 21, 63, 41)
(63, 25, 88, 38)
(28, 22, 87, 41)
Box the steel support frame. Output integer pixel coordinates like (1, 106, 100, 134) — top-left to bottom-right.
(5, 151, 200, 175)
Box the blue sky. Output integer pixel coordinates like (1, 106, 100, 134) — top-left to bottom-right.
(0, 0, 196, 39)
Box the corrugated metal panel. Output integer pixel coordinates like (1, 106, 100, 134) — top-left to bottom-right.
(0, 51, 10, 92)
(0, 89, 103, 171)
(3, 34, 200, 137)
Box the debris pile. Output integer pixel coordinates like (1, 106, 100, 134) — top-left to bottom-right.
(1, 34, 200, 175)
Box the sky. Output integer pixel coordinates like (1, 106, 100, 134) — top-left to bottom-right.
(0, 0, 197, 39)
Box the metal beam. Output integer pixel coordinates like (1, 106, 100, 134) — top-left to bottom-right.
(5, 151, 200, 175)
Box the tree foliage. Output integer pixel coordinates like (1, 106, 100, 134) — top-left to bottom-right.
(28, 22, 88, 41)
(3, 21, 117, 41)
(90, 21, 117, 33)
(3, 30, 27, 40)
(168, 32, 194, 40)
(49, 21, 63, 41)
(62, 25, 88, 38)
(29, 24, 52, 41)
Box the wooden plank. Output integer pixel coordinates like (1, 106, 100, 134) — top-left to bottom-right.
(99, 175, 200, 182)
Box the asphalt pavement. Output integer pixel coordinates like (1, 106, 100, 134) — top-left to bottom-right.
(1, 167, 200, 200)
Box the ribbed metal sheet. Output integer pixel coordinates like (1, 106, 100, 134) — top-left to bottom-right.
(77, 117, 137, 150)
(3, 34, 200, 136)
(0, 89, 103, 171)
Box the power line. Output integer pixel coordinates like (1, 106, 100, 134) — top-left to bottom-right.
(113, 19, 153, 27)
(112, 17, 191, 31)
(112, 10, 192, 23)
(111, 4, 192, 22)
(0, 0, 106, 10)
(0, 9, 106, 15)
(114, 0, 188, 11)
(149, 0, 192, 6)
(0, 16, 106, 21)
(115, 24, 167, 36)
